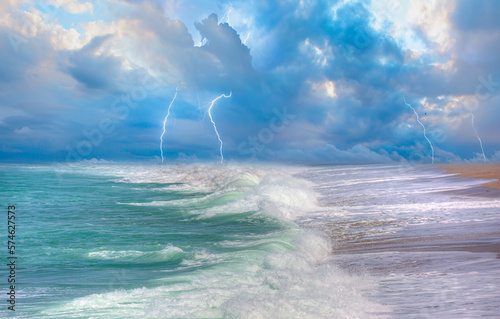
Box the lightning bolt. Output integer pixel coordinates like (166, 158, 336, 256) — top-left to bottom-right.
(220, 9, 231, 24)
(160, 85, 179, 163)
(208, 92, 232, 163)
(243, 32, 251, 45)
(470, 112, 486, 163)
(404, 95, 435, 164)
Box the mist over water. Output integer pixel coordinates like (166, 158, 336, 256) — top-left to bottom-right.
(1, 163, 498, 318)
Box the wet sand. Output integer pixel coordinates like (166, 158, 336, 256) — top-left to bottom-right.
(330, 164, 500, 258)
(314, 164, 500, 317)
(439, 163, 500, 190)
(332, 232, 500, 255)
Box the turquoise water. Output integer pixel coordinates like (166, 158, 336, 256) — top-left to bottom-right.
(1, 163, 376, 318)
(2, 163, 498, 318)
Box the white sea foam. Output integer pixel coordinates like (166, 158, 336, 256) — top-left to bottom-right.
(87, 245, 185, 262)
(48, 229, 386, 319)
(11, 162, 500, 319)
(36, 163, 500, 318)
(40, 163, 387, 318)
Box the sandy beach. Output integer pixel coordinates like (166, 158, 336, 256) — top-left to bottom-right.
(439, 163, 500, 190)
(317, 165, 500, 317)
(330, 165, 500, 256)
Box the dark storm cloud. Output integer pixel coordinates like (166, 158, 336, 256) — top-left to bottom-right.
(0, 0, 499, 163)
(66, 35, 123, 90)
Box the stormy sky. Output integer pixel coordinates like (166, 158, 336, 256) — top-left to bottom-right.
(1, 0, 499, 163)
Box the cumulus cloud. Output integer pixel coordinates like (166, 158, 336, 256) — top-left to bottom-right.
(53, 0, 94, 14)
(65, 34, 123, 90)
(0, 0, 499, 163)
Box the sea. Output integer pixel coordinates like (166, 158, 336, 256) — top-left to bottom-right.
(0, 162, 499, 318)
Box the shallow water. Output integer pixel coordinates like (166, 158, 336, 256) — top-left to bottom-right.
(0, 163, 498, 318)
(297, 164, 500, 318)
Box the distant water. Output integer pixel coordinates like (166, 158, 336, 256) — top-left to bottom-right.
(0, 163, 498, 318)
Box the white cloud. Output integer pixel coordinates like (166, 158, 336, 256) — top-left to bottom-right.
(407, 0, 456, 54)
(53, 0, 94, 14)
(0, 2, 89, 51)
(0, 0, 28, 12)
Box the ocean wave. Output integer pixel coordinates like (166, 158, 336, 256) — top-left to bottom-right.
(86, 245, 185, 263)
(46, 231, 385, 319)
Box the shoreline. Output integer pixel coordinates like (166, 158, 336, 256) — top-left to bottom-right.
(332, 233, 500, 255)
(327, 164, 500, 261)
(438, 163, 500, 190)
